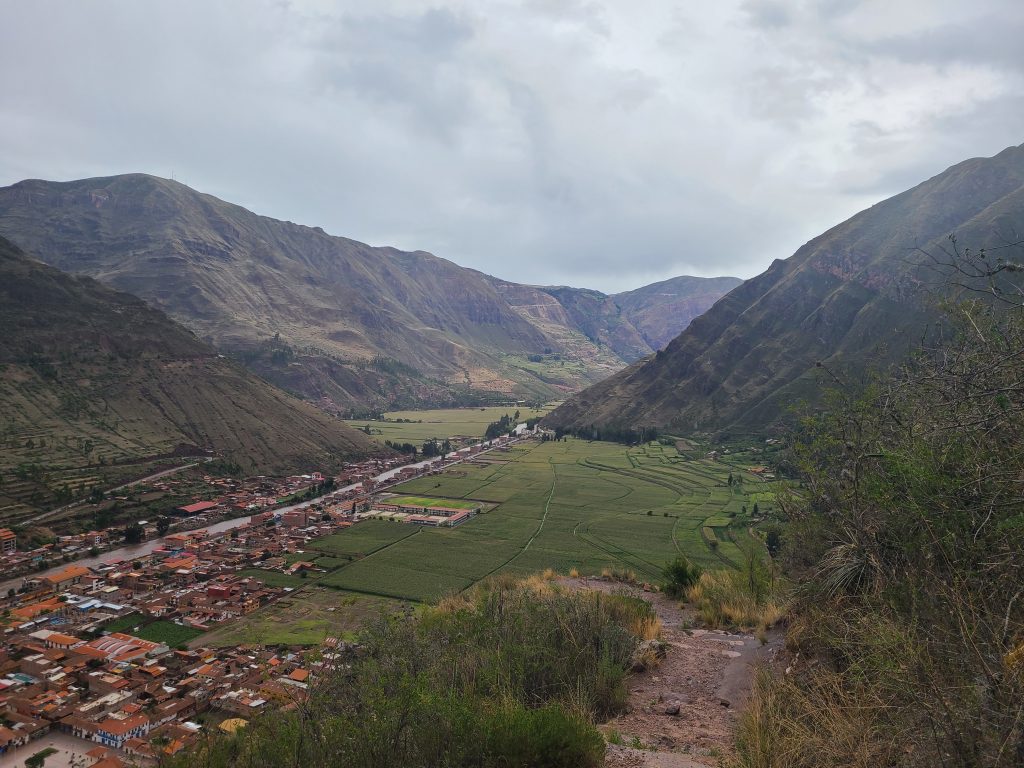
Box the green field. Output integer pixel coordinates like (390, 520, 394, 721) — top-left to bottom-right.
(311, 438, 777, 603)
(307, 520, 419, 557)
(196, 586, 401, 647)
(383, 495, 480, 510)
(344, 405, 553, 445)
(133, 620, 205, 647)
(235, 568, 310, 588)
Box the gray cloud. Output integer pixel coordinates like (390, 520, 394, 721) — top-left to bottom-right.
(0, 0, 1022, 293)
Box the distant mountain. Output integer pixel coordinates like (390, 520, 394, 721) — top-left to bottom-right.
(546, 143, 1024, 437)
(613, 275, 743, 350)
(0, 235, 378, 514)
(0, 175, 737, 412)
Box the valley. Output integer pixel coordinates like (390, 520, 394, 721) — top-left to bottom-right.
(0, 174, 739, 414)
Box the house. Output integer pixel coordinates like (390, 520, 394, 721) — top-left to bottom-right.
(0, 528, 17, 554)
(95, 713, 150, 748)
(41, 564, 92, 592)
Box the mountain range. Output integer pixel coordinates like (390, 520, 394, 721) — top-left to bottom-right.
(0, 234, 378, 518)
(546, 143, 1024, 437)
(0, 175, 739, 413)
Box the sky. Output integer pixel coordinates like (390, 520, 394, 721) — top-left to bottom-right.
(2, 1, 1023, 292)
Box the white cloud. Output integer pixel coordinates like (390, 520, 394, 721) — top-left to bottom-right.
(0, 0, 1021, 292)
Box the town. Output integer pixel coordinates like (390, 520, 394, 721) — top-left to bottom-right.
(0, 433, 522, 766)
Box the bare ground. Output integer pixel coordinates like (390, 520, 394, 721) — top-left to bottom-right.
(556, 577, 782, 768)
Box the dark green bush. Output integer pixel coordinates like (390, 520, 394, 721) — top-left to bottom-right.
(661, 556, 703, 598)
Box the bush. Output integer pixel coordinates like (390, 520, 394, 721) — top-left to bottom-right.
(661, 556, 702, 598)
(168, 575, 652, 768)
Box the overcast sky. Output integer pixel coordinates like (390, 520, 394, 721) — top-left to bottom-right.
(2, 1, 1023, 292)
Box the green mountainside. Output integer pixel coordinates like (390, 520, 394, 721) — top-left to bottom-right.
(0, 175, 737, 412)
(0, 235, 377, 517)
(546, 143, 1024, 437)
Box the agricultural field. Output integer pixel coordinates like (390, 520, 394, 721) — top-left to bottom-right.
(383, 495, 480, 510)
(235, 568, 309, 588)
(344, 404, 554, 445)
(306, 520, 419, 558)
(133, 620, 205, 647)
(196, 586, 403, 647)
(313, 437, 780, 603)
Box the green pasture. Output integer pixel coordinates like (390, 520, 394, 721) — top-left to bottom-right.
(344, 404, 553, 445)
(313, 438, 779, 603)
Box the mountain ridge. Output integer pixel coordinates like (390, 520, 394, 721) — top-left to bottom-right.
(545, 143, 1024, 436)
(0, 234, 379, 514)
(0, 174, 740, 412)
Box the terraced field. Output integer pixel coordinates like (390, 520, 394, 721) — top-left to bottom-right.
(312, 438, 778, 603)
(343, 405, 553, 445)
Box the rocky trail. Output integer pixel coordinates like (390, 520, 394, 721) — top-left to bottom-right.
(557, 577, 782, 768)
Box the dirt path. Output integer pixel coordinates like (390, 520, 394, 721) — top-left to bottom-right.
(557, 577, 782, 768)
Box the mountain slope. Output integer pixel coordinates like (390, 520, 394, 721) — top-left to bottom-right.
(546, 143, 1024, 436)
(0, 235, 378, 495)
(0, 175, 738, 411)
(613, 275, 743, 350)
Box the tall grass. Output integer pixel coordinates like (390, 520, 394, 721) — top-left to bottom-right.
(734, 666, 902, 768)
(687, 570, 784, 632)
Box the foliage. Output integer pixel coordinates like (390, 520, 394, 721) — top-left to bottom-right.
(661, 556, 702, 598)
(744, 298, 1024, 766)
(165, 576, 652, 768)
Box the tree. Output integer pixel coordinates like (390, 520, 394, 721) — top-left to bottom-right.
(123, 522, 144, 544)
(156, 517, 171, 536)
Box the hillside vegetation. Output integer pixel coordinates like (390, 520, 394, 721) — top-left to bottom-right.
(737, 287, 1024, 766)
(0, 236, 377, 519)
(171, 575, 655, 768)
(0, 174, 738, 412)
(547, 143, 1024, 437)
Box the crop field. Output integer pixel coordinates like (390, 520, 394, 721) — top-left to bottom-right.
(313, 437, 779, 603)
(383, 495, 480, 510)
(134, 620, 205, 647)
(196, 586, 402, 647)
(235, 568, 309, 588)
(307, 520, 419, 558)
(343, 404, 554, 445)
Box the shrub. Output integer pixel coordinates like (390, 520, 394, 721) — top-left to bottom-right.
(661, 556, 702, 598)
(170, 575, 652, 768)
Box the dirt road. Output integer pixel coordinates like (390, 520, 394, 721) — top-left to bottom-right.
(558, 577, 781, 767)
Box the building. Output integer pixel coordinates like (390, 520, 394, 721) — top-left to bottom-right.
(0, 528, 17, 554)
(177, 501, 219, 516)
(41, 564, 91, 592)
(95, 713, 150, 748)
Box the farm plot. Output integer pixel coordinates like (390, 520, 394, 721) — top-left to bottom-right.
(344, 405, 553, 445)
(307, 520, 419, 558)
(295, 438, 779, 606)
(197, 586, 402, 647)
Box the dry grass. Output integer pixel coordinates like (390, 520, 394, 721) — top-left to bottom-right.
(687, 571, 785, 632)
(734, 666, 901, 768)
(568, 567, 580, 578)
(601, 566, 638, 583)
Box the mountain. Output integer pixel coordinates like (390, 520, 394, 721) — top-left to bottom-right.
(612, 275, 743, 351)
(0, 235, 378, 516)
(0, 175, 738, 412)
(546, 143, 1024, 437)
